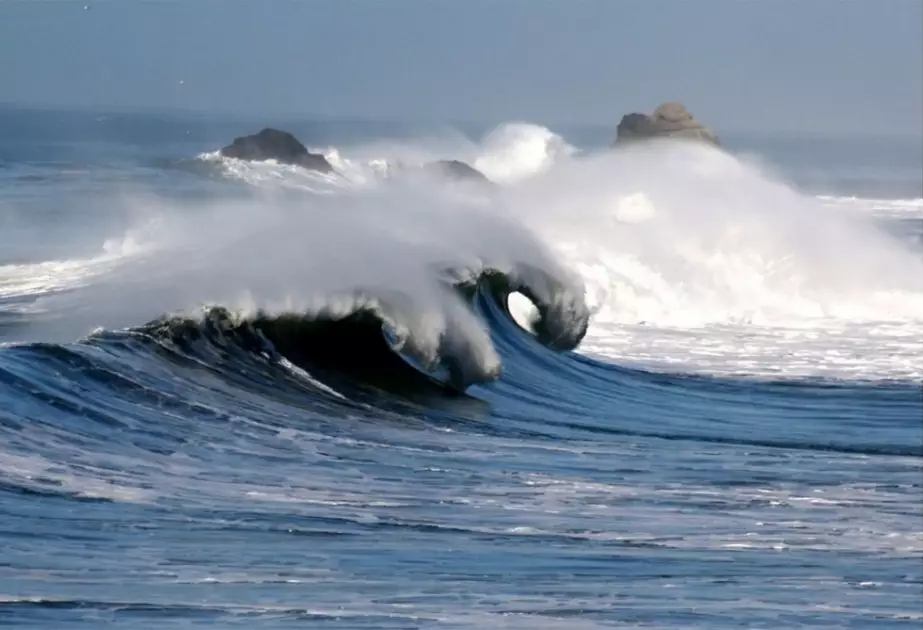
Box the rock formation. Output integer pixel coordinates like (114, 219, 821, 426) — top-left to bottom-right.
(615, 102, 719, 146)
(218, 129, 491, 183)
(220, 128, 333, 172)
(422, 160, 491, 183)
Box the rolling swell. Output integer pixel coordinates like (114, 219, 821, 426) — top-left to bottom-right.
(474, 282, 923, 458)
(1, 253, 915, 459)
(2, 269, 916, 461)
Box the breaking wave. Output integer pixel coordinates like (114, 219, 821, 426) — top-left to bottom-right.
(4, 121, 922, 382)
(136, 263, 589, 394)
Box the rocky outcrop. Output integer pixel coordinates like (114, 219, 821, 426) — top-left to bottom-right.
(218, 129, 490, 183)
(220, 128, 333, 172)
(615, 102, 719, 146)
(422, 160, 491, 183)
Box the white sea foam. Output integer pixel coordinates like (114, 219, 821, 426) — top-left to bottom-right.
(472, 122, 576, 183)
(493, 138, 923, 380)
(0, 225, 153, 301)
(200, 122, 574, 189)
(816, 194, 923, 218)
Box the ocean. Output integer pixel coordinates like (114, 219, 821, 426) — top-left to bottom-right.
(1, 105, 921, 629)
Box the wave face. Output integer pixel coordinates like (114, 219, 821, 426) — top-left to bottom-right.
(1, 107, 921, 629)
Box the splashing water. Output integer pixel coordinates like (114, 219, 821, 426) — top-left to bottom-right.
(8, 123, 923, 380)
(497, 139, 923, 378)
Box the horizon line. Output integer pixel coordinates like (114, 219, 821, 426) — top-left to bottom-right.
(1, 100, 920, 143)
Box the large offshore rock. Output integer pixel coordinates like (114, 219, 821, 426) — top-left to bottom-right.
(615, 102, 720, 146)
(220, 128, 333, 172)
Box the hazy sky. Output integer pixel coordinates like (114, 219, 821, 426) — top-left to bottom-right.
(1, 0, 921, 136)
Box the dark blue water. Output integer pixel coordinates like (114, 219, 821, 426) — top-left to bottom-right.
(1, 106, 921, 629)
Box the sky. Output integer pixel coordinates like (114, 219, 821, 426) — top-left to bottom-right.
(1, 0, 921, 136)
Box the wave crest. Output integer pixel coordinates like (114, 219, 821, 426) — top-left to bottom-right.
(137, 265, 590, 393)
